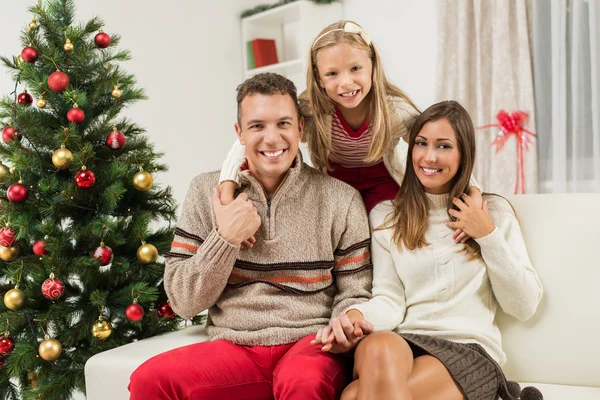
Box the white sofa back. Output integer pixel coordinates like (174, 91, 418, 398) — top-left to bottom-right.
(498, 193, 600, 387)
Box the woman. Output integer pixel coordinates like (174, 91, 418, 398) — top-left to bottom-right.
(313, 101, 543, 400)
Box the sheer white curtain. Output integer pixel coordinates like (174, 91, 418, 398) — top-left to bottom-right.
(533, 0, 600, 193)
(436, 0, 538, 195)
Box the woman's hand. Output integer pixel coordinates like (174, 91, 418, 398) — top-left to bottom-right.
(446, 195, 495, 240)
(310, 310, 373, 353)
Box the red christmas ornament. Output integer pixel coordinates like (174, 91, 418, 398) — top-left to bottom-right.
(126, 302, 144, 322)
(67, 106, 85, 124)
(106, 129, 126, 150)
(0, 336, 15, 355)
(33, 239, 48, 256)
(74, 167, 96, 189)
(157, 302, 175, 319)
(47, 71, 70, 93)
(21, 46, 38, 63)
(0, 226, 17, 247)
(2, 126, 19, 143)
(477, 110, 537, 194)
(94, 31, 111, 48)
(17, 91, 33, 106)
(41, 274, 65, 300)
(93, 244, 113, 265)
(7, 183, 29, 204)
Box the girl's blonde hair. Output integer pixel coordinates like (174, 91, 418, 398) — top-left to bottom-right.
(381, 100, 482, 260)
(304, 20, 419, 171)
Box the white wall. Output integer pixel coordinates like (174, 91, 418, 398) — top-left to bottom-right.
(0, 0, 267, 207)
(343, 0, 437, 110)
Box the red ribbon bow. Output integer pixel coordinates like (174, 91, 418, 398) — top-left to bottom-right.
(478, 110, 537, 194)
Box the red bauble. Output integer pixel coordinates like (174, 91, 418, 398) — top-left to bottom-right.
(0, 336, 15, 355)
(33, 239, 48, 256)
(17, 91, 33, 106)
(21, 46, 38, 63)
(47, 71, 70, 93)
(94, 31, 111, 48)
(41, 276, 65, 300)
(74, 168, 96, 189)
(157, 302, 175, 319)
(106, 130, 126, 150)
(67, 106, 85, 124)
(2, 126, 19, 143)
(93, 245, 113, 265)
(0, 226, 17, 247)
(126, 303, 144, 322)
(7, 183, 29, 204)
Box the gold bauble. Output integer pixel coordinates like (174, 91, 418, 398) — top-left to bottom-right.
(64, 38, 74, 52)
(0, 162, 9, 183)
(137, 242, 158, 264)
(0, 245, 19, 262)
(52, 145, 73, 170)
(4, 287, 25, 311)
(111, 85, 122, 98)
(38, 335, 62, 361)
(91, 318, 112, 340)
(36, 97, 47, 108)
(133, 170, 153, 192)
(28, 19, 37, 31)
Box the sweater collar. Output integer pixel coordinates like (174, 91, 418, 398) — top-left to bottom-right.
(425, 192, 450, 210)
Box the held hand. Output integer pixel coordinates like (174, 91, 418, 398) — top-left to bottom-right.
(446, 195, 495, 240)
(310, 312, 374, 354)
(212, 187, 261, 246)
(451, 187, 484, 243)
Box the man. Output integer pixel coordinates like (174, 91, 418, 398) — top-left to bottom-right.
(129, 73, 372, 399)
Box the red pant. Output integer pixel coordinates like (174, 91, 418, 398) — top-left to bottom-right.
(128, 335, 350, 400)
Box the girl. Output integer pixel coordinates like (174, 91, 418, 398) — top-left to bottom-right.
(313, 101, 543, 400)
(219, 21, 481, 246)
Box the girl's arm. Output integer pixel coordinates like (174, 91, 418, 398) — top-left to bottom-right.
(218, 139, 246, 205)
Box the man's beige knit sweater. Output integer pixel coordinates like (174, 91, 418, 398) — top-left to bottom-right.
(165, 157, 372, 346)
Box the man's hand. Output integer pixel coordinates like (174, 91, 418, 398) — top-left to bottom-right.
(310, 310, 374, 354)
(446, 194, 495, 240)
(451, 187, 483, 243)
(220, 182, 256, 248)
(212, 187, 261, 246)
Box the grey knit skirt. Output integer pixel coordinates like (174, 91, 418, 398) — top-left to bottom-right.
(400, 333, 536, 400)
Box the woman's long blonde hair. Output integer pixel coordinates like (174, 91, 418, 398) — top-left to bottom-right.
(303, 20, 419, 171)
(382, 100, 482, 260)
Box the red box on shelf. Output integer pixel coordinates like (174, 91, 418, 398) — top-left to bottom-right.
(251, 39, 278, 68)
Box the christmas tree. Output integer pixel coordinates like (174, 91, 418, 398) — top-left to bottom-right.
(0, 1, 200, 398)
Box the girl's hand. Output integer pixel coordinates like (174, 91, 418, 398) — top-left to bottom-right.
(446, 195, 495, 239)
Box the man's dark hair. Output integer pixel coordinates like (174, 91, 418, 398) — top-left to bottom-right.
(236, 73, 301, 124)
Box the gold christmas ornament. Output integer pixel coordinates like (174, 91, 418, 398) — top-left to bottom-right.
(111, 85, 122, 98)
(0, 162, 9, 183)
(4, 286, 25, 311)
(52, 144, 73, 169)
(0, 245, 19, 262)
(137, 242, 158, 264)
(91, 316, 113, 340)
(64, 38, 74, 52)
(133, 169, 153, 192)
(28, 19, 37, 31)
(36, 96, 47, 108)
(38, 335, 62, 361)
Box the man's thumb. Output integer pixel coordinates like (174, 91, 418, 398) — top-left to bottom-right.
(212, 186, 222, 209)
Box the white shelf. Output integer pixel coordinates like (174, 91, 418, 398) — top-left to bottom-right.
(245, 58, 304, 76)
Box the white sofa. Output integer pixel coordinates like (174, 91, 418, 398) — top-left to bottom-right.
(85, 193, 600, 399)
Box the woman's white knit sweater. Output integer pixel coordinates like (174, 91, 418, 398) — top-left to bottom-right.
(349, 193, 543, 365)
